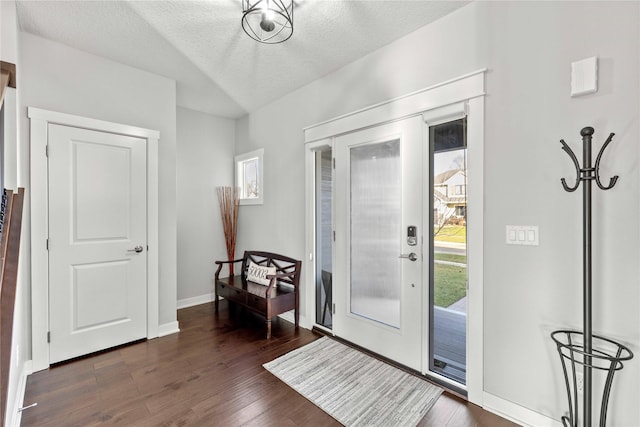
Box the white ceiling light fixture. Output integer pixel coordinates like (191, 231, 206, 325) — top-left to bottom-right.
(242, 0, 293, 44)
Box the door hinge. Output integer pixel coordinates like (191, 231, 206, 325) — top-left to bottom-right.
(333, 231, 336, 241)
(332, 158, 335, 169)
(332, 303, 336, 314)
(46, 239, 49, 250)
(47, 331, 50, 343)
(45, 145, 48, 157)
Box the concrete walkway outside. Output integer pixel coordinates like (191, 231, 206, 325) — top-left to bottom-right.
(447, 296, 467, 313)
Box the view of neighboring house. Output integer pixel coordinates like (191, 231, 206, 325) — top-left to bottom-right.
(433, 168, 467, 225)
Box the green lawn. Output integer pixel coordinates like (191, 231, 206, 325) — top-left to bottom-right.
(434, 225, 467, 244)
(434, 263, 467, 308)
(433, 253, 466, 264)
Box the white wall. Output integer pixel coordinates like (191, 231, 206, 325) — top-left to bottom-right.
(0, 1, 18, 65)
(236, 2, 639, 425)
(1, 2, 31, 426)
(19, 33, 178, 328)
(176, 107, 234, 305)
(481, 3, 638, 425)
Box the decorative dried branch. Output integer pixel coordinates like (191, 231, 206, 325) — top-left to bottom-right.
(216, 186, 240, 275)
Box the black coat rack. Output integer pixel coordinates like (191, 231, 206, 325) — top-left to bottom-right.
(551, 127, 633, 427)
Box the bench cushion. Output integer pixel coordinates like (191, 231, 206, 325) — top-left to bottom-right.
(247, 261, 276, 286)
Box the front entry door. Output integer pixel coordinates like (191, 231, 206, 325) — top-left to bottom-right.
(48, 124, 147, 363)
(333, 116, 424, 370)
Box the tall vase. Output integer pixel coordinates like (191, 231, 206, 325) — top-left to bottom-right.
(216, 186, 239, 276)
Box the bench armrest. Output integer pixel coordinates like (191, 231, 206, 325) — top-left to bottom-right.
(214, 258, 243, 279)
(214, 258, 243, 265)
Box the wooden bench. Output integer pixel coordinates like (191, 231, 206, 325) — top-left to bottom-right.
(214, 251, 301, 339)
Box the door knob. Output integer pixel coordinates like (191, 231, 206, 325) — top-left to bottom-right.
(127, 245, 144, 253)
(399, 252, 418, 261)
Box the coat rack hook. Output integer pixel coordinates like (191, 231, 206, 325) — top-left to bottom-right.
(559, 129, 618, 193)
(560, 139, 581, 192)
(594, 132, 618, 190)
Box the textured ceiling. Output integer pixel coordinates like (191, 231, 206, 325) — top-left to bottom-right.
(16, 0, 470, 119)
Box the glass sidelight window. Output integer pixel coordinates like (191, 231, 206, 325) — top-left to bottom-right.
(429, 118, 468, 385)
(315, 149, 333, 328)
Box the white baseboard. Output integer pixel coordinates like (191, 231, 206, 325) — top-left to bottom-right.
(177, 293, 215, 309)
(9, 360, 33, 427)
(277, 311, 310, 330)
(158, 321, 180, 337)
(278, 311, 294, 324)
(483, 392, 562, 427)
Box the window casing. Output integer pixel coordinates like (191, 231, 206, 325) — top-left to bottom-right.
(235, 148, 264, 205)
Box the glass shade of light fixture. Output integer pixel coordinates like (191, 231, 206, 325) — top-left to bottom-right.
(242, 0, 293, 44)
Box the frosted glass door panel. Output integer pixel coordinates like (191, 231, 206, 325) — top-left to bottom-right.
(349, 140, 401, 328)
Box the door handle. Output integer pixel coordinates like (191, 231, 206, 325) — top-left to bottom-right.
(399, 252, 418, 261)
(127, 245, 144, 253)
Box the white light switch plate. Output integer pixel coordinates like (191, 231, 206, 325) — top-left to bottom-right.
(506, 225, 539, 246)
(571, 56, 598, 97)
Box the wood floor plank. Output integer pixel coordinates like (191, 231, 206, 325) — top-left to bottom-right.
(21, 301, 520, 426)
(419, 394, 458, 426)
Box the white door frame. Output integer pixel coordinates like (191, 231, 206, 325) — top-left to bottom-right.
(303, 69, 485, 405)
(29, 107, 160, 372)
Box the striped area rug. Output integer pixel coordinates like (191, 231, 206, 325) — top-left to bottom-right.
(263, 337, 442, 426)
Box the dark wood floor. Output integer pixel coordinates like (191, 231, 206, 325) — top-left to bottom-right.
(21, 302, 519, 426)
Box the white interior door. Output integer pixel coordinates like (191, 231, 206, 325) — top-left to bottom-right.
(48, 124, 147, 363)
(334, 116, 424, 371)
